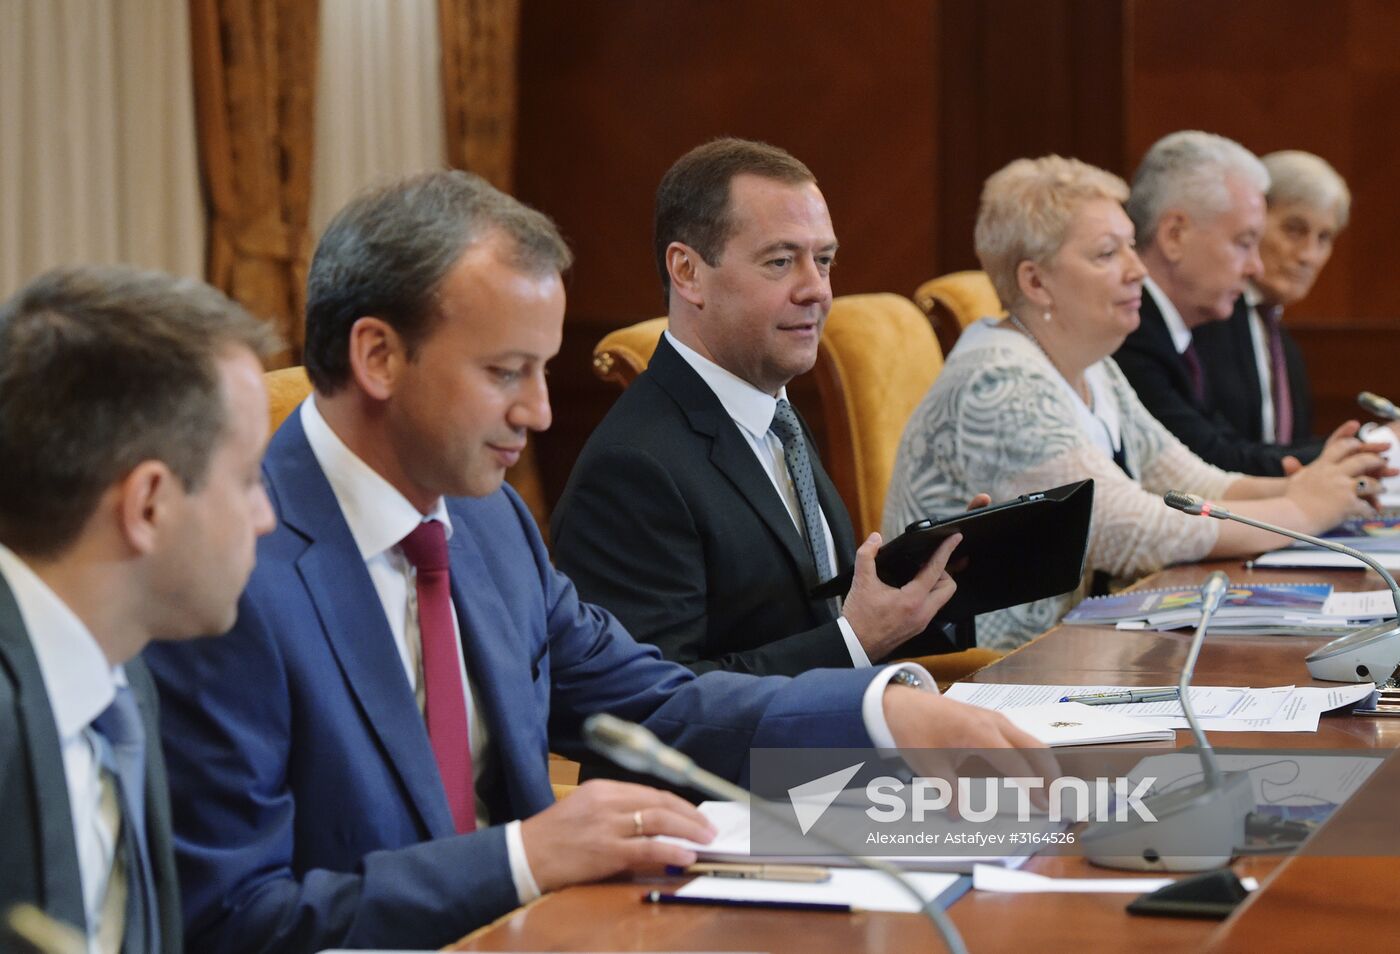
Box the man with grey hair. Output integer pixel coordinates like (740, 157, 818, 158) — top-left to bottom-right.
(144, 169, 1045, 954)
(1115, 131, 1330, 474)
(0, 265, 277, 953)
(1192, 151, 1376, 469)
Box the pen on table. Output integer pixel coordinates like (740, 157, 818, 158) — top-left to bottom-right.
(666, 863, 832, 883)
(1059, 688, 1181, 706)
(645, 890, 851, 913)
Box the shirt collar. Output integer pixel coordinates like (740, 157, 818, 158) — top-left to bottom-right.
(664, 330, 789, 442)
(1143, 276, 1193, 354)
(300, 397, 452, 562)
(0, 544, 120, 741)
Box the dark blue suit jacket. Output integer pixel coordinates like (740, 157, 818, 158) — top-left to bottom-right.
(144, 410, 883, 954)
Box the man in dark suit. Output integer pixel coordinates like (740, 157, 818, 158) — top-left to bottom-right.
(0, 266, 277, 952)
(143, 171, 1044, 954)
(1193, 151, 1358, 465)
(1115, 132, 1363, 476)
(551, 139, 966, 677)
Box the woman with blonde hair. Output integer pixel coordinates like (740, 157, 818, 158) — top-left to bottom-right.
(884, 155, 1384, 649)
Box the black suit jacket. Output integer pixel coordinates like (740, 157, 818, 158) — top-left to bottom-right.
(1113, 290, 1319, 476)
(551, 336, 862, 676)
(1193, 297, 1320, 463)
(0, 572, 181, 952)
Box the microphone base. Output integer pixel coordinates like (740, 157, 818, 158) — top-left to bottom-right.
(1305, 620, 1400, 683)
(1082, 771, 1252, 872)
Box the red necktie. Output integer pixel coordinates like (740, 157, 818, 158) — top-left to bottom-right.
(399, 520, 475, 833)
(1259, 303, 1294, 444)
(1181, 339, 1206, 405)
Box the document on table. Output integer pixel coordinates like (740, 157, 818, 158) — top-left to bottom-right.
(658, 801, 1033, 872)
(998, 702, 1173, 745)
(944, 682, 1378, 732)
(1322, 590, 1399, 620)
(1123, 751, 1383, 813)
(1250, 549, 1400, 571)
(971, 864, 1258, 894)
(674, 868, 967, 913)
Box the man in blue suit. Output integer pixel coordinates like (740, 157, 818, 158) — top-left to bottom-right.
(144, 170, 1043, 954)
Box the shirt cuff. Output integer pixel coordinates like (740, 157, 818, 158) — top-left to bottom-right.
(836, 615, 872, 668)
(505, 819, 542, 903)
(861, 663, 938, 750)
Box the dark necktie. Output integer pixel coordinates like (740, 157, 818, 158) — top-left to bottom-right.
(91, 685, 159, 954)
(399, 521, 476, 833)
(769, 399, 833, 585)
(1180, 339, 1206, 406)
(1258, 303, 1294, 444)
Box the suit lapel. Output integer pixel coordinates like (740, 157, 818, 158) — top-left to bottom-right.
(647, 338, 816, 586)
(266, 415, 456, 838)
(1230, 299, 1264, 432)
(0, 575, 87, 931)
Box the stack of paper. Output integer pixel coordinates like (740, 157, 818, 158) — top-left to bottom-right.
(944, 682, 1378, 734)
(1251, 514, 1400, 571)
(1063, 582, 1395, 634)
(998, 702, 1173, 745)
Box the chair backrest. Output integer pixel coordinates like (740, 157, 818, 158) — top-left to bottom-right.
(912, 270, 1004, 355)
(264, 365, 313, 431)
(592, 316, 669, 388)
(590, 294, 942, 541)
(811, 293, 943, 540)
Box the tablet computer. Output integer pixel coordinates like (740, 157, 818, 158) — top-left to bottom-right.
(811, 479, 1094, 619)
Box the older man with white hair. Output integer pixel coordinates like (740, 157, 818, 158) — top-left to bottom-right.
(1191, 151, 1361, 471)
(1113, 132, 1373, 476)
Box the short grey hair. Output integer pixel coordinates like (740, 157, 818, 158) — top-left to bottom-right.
(304, 169, 574, 394)
(1262, 150, 1351, 230)
(974, 155, 1130, 312)
(1126, 131, 1270, 247)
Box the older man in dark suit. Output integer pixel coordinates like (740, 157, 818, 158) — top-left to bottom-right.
(0, 266, 276, 953)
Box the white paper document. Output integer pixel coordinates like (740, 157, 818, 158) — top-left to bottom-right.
(1250, 549, 1400, 571)
(674, 868, 963, 913)
(944, 682, 1377, 733)
(659, 801, 1032, 873)
(998, 702, 1174, 746)
(971, 864, 1257, 894)
(1321, 590, 1399, 620)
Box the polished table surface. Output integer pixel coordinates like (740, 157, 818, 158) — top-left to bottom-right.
(453, 560, 1400, 952)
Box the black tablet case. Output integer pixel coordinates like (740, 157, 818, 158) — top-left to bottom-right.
(811, 479, 1094, 619)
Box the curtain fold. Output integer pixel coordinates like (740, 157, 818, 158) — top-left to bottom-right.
(189, 0, 319, 365)
(438, 0, 521, 190)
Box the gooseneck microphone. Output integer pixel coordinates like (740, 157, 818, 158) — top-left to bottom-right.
(583, 713, 969, 954)
(1164, 490, 1400, 683)
(1358, 391, 1400, 422)
(1084, 571, 1253, 871)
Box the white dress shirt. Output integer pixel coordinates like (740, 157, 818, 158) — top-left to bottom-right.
(0, 544, 122, 954)
(299, 398, 541, 903)
(1242, 285, 1279, 442)
(1143, 277, 1194, 354)
(664, 331, 869, 666)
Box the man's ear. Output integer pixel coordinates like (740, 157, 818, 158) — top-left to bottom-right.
(666, 242, 706, 308)
(346, 316, 407, 400)
(116, 460, 177, 556)
(1016, 259, 1053, 310)
(1156, 210, 1190, 263)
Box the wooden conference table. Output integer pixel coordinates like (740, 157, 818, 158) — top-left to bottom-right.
(453, 560, 1400, 953)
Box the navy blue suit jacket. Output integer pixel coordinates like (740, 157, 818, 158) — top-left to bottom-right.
(144, 410, 883, 954)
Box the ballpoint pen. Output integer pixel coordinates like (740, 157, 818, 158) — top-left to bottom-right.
(1059, 688, 1181, 706)
(668, 863, 832, 882)
(645, 890, 851, 913)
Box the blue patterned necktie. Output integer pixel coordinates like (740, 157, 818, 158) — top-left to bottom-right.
(92, 684, 159, 954)
(769, 398, 833, 585)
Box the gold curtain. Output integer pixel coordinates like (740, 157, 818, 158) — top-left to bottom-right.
(438, 0, 521, 191)
(439, 0, 550, 531)
(189, 0, 319, 367)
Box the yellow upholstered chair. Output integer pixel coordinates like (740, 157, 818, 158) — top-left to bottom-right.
(592, 296, 1001, 685)
(913, 270, 1004, 356)
(591, 315, 668, 388)
(264, 365, 313, 431)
